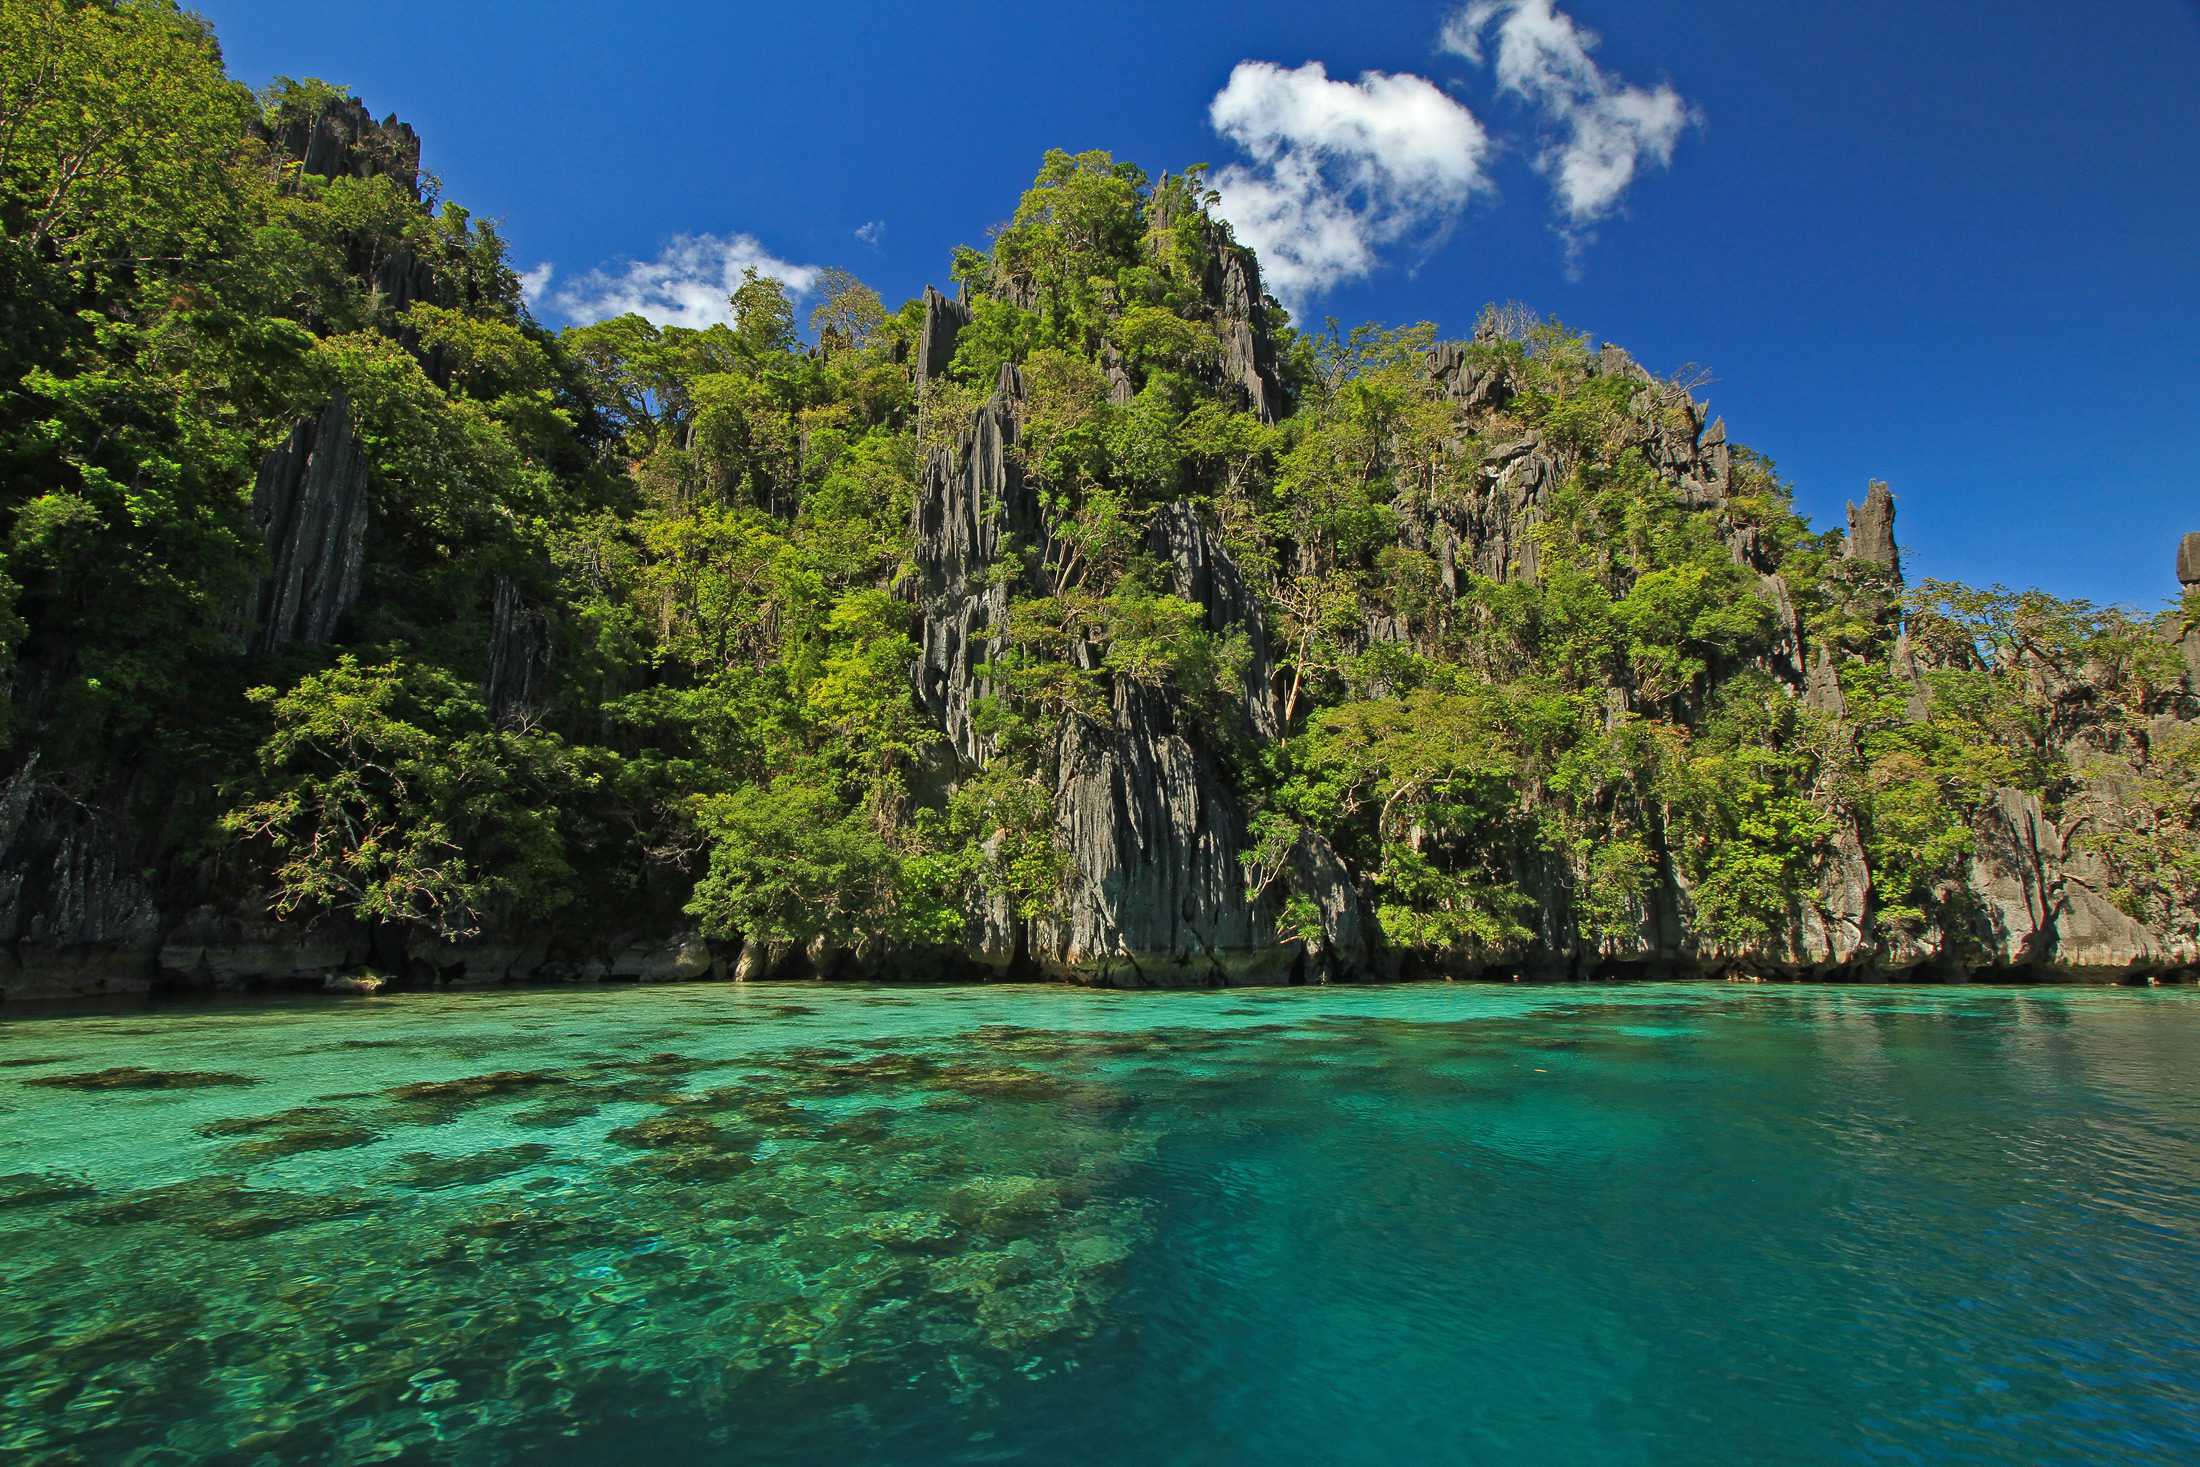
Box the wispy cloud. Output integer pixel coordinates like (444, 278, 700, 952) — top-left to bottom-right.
(1441, 0, 1696, 266)
(516, 262, 554, 305)
(540, 233, 822, 329)
(854, 219, 885, 247)
(1206, 60, 1491, 309)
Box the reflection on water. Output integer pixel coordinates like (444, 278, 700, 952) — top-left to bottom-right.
(2, 982, 2197, 1464)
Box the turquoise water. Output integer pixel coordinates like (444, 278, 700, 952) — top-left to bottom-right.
(3, 983, 2198, 1464)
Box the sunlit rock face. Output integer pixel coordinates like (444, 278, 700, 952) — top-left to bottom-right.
(0, 78, 2192, 995)
(896, 304, 2198, 986)
(909, 366, 1287, 985)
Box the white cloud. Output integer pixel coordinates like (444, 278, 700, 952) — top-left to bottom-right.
(516, 262, 554, 305)
(1206, 60, 1491, 308)
(854, 219, 885, 247)
(1442, 0, 1695, 249)
(540, 233, 822, 329)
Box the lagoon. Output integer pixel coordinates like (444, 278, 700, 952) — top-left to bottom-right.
(3, 982, 2198, 1464)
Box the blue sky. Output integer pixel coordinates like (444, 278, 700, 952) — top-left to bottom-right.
(195, 0, 2200, 608)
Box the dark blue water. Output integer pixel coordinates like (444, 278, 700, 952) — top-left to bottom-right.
(2, 983, 2196, 1463)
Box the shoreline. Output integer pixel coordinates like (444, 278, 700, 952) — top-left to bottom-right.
(4, 963, 2194, 1018)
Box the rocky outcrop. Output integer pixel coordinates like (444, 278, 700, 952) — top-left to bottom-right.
(1890, 629, 1931, 722)
(917, 287, 969, 387)
(1146, 501, 1278, 738)
(159, 907, 355, 990)
(1384, 425, 1562, 598)
(2180, 532, 2200, 589)
(1962, 788, 2058, 968)
(369, 247, 443, 319)
(1288, 831, 1367, 979)
(1800, 824, 1874, 973)
(1759, 573, 1809, 686)
(0, 758, 162, 998)
(1846, 481, 1900, 575)
(1023, 678, 1286, 985)
(910, 365, 1294, 984)
(260, 94, 422, 198)
(1212, 244, 1285, 423)
(262, 91, 456, 375)
(1427, 341, 1507, 413)
(2049, 881, 2174, 979)
(246, 392, 370, 654)
(912, 364, 1036, 765)
(1147, 178, 1287, 422)
(1804, 645, 1848, 718)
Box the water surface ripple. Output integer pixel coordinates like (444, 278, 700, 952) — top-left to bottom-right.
(2, 982, 2196, 1464)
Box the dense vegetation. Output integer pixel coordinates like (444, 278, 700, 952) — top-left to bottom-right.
(2, 0, 2194, 987)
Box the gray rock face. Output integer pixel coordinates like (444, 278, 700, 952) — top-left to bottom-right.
(1963, 788, 2057, 968)
(371, 247, 442, 318)
(1471, 438, 1560, 584)
(910, 368, 1294, 985)
(912, 365, 1036, 765)
(917, 286, 970, 388)
(1212, 244, 1285, 423)
(1699, 416, 1734, 497)
(1288, 830, 1367, 976)
(2049, 881, 2167, 979)
(1426, 338, 1509, 413)
(2179, 531, 2200, 588)
(1146, 502, 1278, 738)
(247, 393, 370, 654)
(1100, 344, 1136, 405)
(160, 907, 356, 990)
(1758, 573, 1808, 687)
(1027, 680, 1286, 985)
(1795, 822, 1873, 973)
(1804, 645, 1848, 718)
(1890, 629, 1931, 722)
(261, 95, 453, 378)
(1845, 481, 1900, 574)
(485, 575, 554, 726)
(609, 931, 715, 982)
(1388, 429, 1561, 599)
(1595, 343, 1653, 384)
(0, 757, 162, 998)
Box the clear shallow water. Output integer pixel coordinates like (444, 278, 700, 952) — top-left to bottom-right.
(2, 983, 2198, 1465)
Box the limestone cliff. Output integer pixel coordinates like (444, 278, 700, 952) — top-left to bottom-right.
(909, 362, 1287, 984)
(4, 88, 2193, 1000)
(889, 302, 2200, 987)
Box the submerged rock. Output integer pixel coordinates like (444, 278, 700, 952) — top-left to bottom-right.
(28, 1066, 258, 1091)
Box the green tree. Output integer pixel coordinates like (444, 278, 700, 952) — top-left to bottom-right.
(222, 657, 588, 937)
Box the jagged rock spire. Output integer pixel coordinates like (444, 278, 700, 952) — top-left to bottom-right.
(916, 287, 968, 388)
(259, 94, 422, 199)
(2178, 531, 2200, 588)
(1845, 481, 1900, 576)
